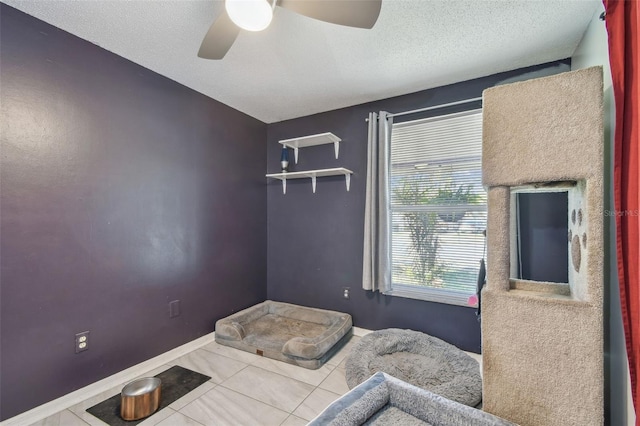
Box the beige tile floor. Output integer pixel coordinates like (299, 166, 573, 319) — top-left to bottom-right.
(29, 336, 363, 426)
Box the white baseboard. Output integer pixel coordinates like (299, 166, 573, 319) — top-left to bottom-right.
(0, 332, 216, 426)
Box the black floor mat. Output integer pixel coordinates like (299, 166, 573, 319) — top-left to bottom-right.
(86, 365, 211, 425)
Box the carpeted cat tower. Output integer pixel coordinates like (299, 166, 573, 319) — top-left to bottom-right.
(481, 67, 604, 425)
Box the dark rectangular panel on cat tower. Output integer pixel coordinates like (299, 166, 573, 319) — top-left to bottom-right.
(481, 67, 604, 426)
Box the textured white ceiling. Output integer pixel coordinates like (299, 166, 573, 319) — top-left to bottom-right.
(2, 0, 599, 123)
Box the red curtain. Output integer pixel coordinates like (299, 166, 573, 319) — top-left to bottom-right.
(604, 0, 639, 422)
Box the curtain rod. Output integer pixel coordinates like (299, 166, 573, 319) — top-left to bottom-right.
(366, 96, 483, 121)
(389, 96, 483, 118)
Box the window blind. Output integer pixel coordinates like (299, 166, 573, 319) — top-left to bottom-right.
(389, 109, 486, 302)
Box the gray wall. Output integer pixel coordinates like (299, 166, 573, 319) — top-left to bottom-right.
(266, 60, 571, 353)
(572, 6, 635, 425)
(0, 5, 267, 420)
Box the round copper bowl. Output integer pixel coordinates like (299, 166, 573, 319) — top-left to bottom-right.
(120, 377, 162, 421)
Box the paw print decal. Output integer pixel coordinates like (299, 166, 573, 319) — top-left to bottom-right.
(569, 207, 587, 273)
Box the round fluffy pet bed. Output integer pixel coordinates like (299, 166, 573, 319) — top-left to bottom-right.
(345, 328, 482, 407)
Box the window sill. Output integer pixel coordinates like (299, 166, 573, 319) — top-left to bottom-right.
(385, 284, 476, 307)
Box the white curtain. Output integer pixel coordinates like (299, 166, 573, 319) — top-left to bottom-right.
(362, 111, 393, 292)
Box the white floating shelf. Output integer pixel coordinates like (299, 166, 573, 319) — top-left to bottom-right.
(279, 132, 342, 164)
(266, 167, 353, 194)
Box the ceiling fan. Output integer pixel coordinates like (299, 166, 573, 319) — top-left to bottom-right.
(198, 0, 383, 59)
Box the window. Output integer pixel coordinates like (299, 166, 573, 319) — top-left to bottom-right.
(387, 109, 486, 305)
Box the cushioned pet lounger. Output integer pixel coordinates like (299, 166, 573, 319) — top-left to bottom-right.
(215, 300, 352, 369)
(309, 372, 514, 426)
(345, 328, 482, 407)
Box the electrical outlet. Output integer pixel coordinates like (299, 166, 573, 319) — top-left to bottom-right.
(75, 331, 89, 353)
(169, 300, 181, 318)
(343, 287, 350, 299)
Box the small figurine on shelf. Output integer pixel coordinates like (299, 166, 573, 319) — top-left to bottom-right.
(280, 146, 289, 172)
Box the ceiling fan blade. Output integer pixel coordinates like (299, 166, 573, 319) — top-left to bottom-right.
(198, 8, 241, 60)
(279, 0, 382, 29)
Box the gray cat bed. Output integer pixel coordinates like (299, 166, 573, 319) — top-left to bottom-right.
(215, 300, 352, 369)
(345, 329, 482, 407)
(309, 372, 514, 426)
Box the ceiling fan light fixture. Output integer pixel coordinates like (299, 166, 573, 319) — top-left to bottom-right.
(225, 0, 273, 32)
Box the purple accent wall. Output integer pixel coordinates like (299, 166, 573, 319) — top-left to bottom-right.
(266, 60, 571, 353)
(0, 5, 266, 420)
